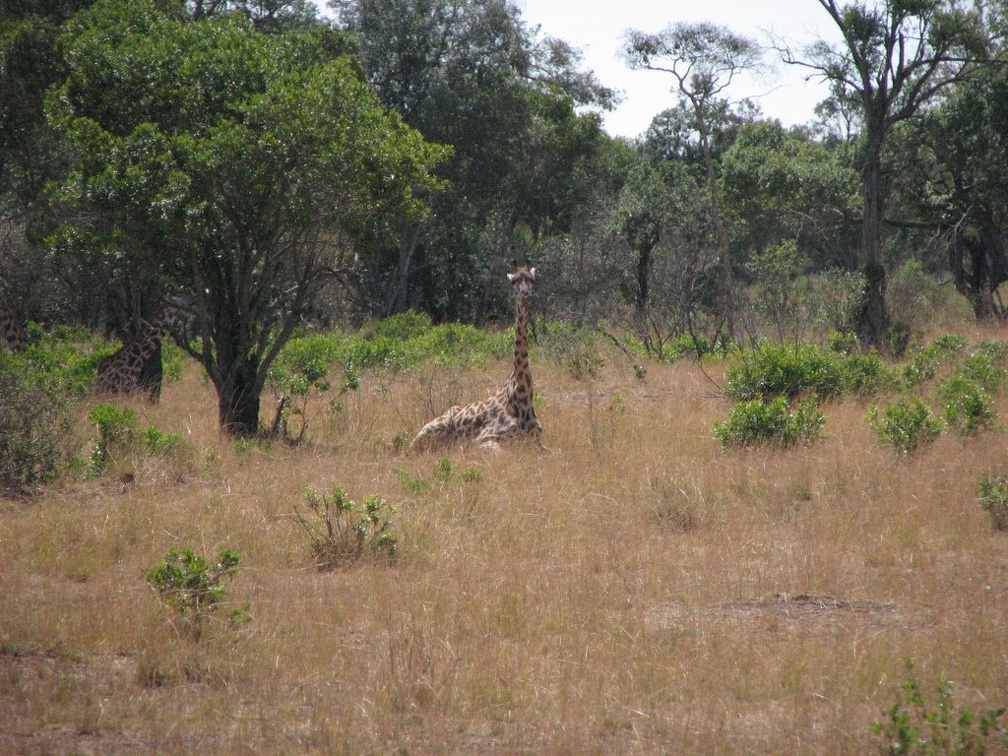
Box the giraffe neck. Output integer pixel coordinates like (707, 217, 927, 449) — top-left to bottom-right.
(136, 320, 169, 361)
(511, 292, 531, 395)
(107, 313, 169, 369)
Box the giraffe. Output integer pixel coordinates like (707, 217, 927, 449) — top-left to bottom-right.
(93, 307, 176, 402)
(410, 263, 543, 453)
(1, 301, 28, 353)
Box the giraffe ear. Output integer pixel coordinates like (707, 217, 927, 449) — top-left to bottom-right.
(529, 267, 536, 280)
(507, 272, 517, 283)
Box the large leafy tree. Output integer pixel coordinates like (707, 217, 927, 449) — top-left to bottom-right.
(895, 64, 1008, 320)
(332, 0, 614, 321)
(720, 120, 860, 270)
(0, 0, 98, 318)
(623, 23, 763, 340)
(186, 0, 318, 30)
(784, 0, 988, 346)
(49, 0, 447, 436)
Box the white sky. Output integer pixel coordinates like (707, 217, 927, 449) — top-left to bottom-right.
(516, 0, 844, 138)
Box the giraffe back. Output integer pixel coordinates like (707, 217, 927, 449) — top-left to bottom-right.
(93, 309, 176, 401)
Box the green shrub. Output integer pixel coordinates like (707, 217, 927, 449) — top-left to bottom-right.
(827, 330, 860, 355)
(868, 398, 942, 454)
(3, 328, 105, 398)
(342, 335, 409, 371)
(958, 351, 1008, 394)
(142, 548, 246, 640)
(372, 310, 433, 341)
(974, 340, 1008, 363)
(714, 396, 825, 450)
(294, 485, 398, 570)
(269, 335, 368, 442)
(411, 322, 511, 367)
(143, 426, 182, 455)
(725, 341, 887, 401)
(432, 456, 453, 483)
(978, 474, 1008, 531)
(0, 370, 78, 494)
(901, 334, 967, 387)
(89, 403, 139, 474)
(394, 467, 430, 497)
(872, 658, 1007, 755)
(937, 373, 996, 435)
(269, 335, 340, 395)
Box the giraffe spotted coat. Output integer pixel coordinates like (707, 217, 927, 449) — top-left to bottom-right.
(1, 302, 28, 353)
(93, 308, 175, 402)
(410, 264, 542, 452)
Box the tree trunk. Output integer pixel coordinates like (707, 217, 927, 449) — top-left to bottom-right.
(949, 227, 999, 322)
(138, 343, 164, 402)
(697, 110, 733, 340)
(858, 123, 891, 347)
(635, 242, 654, 316)
(217, 357, 262, 438)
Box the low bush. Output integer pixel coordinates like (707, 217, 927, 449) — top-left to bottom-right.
(978, 473, 1008, 531)
(714, 396, 825, 450)
(958, 349, 1008, 394)
(0, 369, 78, 495)
(936, 373, 996, 435)
(372, 310, 434, 341)
(900, 334, 967, 388)
(89, 403, 139, 474)
(724, 341, 888, 402)
(142, 547, 247, 641)
(294, 485, 398, 570)
(268, 334, 346, 442)
(144, 426, 183, 456)
(868, 398, 942, 454)
(872, 658, 1007, 754)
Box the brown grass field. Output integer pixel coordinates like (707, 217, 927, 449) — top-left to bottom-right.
(2, 331, 1007, 754)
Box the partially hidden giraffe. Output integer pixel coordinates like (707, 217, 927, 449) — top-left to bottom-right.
(1, 301, 28, 352)
(93, 307, 176, 402)
(410, 264, 543, 453)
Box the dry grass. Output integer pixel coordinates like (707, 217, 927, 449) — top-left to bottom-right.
(2, 343, 1008, 754)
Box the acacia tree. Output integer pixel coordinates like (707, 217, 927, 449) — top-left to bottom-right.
(49, 0, 446, 436)
(784, 0, 987, 346)
(623, 22, 762, 340)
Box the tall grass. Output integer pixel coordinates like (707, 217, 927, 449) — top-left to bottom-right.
(1, 326, 1007, 753)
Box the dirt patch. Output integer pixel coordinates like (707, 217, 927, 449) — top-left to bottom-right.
(645, 592, 903, 633)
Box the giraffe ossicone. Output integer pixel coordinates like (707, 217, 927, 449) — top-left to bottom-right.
(409, 263, 543, 453)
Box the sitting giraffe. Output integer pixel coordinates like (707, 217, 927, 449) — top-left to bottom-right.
(1, 301, 28, 352)
(93, 307, 176, 402)
(410, 263, 543, 452)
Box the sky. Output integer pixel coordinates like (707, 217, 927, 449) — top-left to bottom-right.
(517, 0, 843, 138)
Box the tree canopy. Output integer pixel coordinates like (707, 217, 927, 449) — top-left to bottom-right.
(1, 0, 1007, 431)
(784, 0, 990, 344)
(48, 0, 447, 435)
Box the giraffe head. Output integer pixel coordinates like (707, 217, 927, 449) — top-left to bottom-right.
(507, 263, 536, 299)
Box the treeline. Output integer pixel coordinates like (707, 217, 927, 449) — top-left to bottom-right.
(1, 0, 1006, 435)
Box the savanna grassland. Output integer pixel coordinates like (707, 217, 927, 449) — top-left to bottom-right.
(2, 326, 1008, 754)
